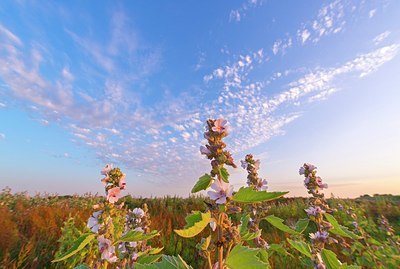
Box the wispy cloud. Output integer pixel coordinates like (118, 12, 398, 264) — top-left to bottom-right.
(229, 0, 262, 22)
(0, 133, 5, 140)
(373, 31, 391, 45)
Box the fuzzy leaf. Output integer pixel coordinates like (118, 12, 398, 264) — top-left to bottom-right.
(268, 244, 293, 257)
(117, 230, 159, 244)
(232, 187, 288, 203)
(325, 214, 361, 239)
(191, 174, 212, 193)
(225, 244, 268, 269)
(287, 239, 311, 258)
(135, 255, 192, 269)
(136, 254, 162, 265)
(295, 218, 309, 233)
(148, 247, 164, 255)
(174, 211, 211, 238)
(265, 215, 299, 235)
(219, 167, 229, 183)
(73, 264, 90, 269)
(321, 249, 342, 269)
(52, 233, 96, 262)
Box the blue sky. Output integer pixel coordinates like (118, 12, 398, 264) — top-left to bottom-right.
(0, 0, 399, 198)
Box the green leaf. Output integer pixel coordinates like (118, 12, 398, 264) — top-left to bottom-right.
(324, 214, 361, 239)
(287, 239, 311, 258)
(219, 167, 229, 183)
(225, 244, 268, 269)
(196, 236, 211, 251)
(73, 264, 90, 269)
(174, 211, 211, 238)
(135, 255, 192, 269)
(191, 174, 212, 193)
(116, 230, 159, 244)
(265, 215, 299, 235)
(52, 233, 96, 262)
(267, 244, 293, 257)
(340, 265, 361, 269)
(232, 187, 288, 203)
(321, 249, 342, 269)
(238, 214, 261, 241)
(257, 249, 269, 264)
(148, 247, 164, 255)
(136, 254, 162, 265)
(295, 218, 309, 233)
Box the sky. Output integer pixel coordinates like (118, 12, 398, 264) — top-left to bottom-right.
(0, 0, 399, 198)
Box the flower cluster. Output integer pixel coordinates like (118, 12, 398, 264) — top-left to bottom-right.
(241, 154, 267, 191)
(84, 165, 158, 267)
(299, 163, 333, 269)
(101, 164, 126, 204)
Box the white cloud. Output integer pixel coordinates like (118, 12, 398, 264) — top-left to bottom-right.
(369, 9, 377, 18)
(0, 133, 5, 140)
(229, 0, 262, 23)
(373, 31, 391, 45)
(301, 29, 311, 44)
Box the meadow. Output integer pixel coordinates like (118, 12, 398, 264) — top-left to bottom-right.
(0, 187, 399, 268)
(1, 119, 399, 269)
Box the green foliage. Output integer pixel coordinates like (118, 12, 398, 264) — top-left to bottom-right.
(295, 218, 309, 233)
(232, 187, 288, 203)
(287, 239, 311, 258)
(265, 215, 299, 235)
(52, 233, 96, 262)
(191, 174, 212, 193)
(137, 254, 163, 264)
(136, 255, 192, 269)
(174, 211, 211, 238)
(116, 230, 160, 244)
(239, 214, 262, 241)
(324, 213, 361, 239)
(219, 167, 230, 183)
(321, 249, 342, 269)
(225, 244, 269, 269)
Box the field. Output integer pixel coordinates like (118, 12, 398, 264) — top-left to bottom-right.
(1, 187, 399, 269)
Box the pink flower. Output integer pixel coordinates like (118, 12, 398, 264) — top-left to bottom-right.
(101, 164, 112, 175)
(107, 187, 121, 204)
(304, 206, 324, 216)
(98, 235, 118, 263)
(87, 210, 102, 233)
(212, 119, 228, 135)
(316, 176, 328, 189)
(200, 145, 211, 156)
(253, 159, 260, 170)
(101, 175, 110, 186)
(207, 180, 234, 204)
(119, 174, 126, 190)
(256, 179, 268, 191)
(306, 163, 317, 172)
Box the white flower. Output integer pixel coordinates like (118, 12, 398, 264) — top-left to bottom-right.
(87, 210, 102, 233)
(98, 235, 118, 263)
(240, 160, 248, 169)
(207, 180, 234, 204)
(209, 221, 217, 231)
(132, 208, 145, 219)
(200, 145, 211, 156)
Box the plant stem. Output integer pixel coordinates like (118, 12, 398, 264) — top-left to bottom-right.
(207, 252, 213, 269)
(217, 212, 224, 269)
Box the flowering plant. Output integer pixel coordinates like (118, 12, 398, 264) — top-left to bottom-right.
(175, 119, 287, 269)
(53, 165, 162, 268)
